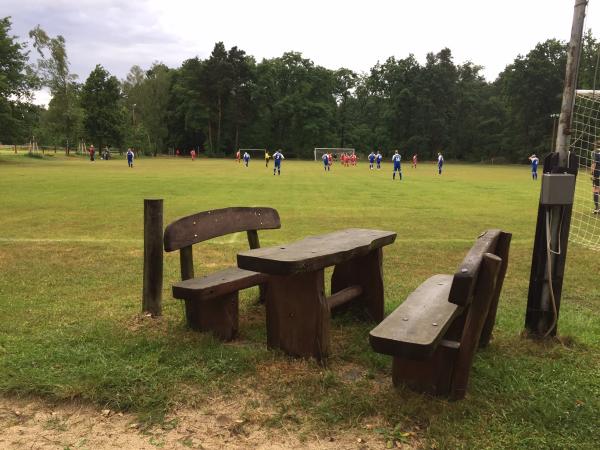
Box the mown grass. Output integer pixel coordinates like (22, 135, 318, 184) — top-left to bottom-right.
(0, 153, 599, 448)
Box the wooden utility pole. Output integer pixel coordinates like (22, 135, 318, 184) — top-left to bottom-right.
(142, 199, 164, 316)
(525, 0, 587, 337)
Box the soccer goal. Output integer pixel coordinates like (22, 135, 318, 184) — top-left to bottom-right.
(314, 147, 355, 161)
(569, 90, 600, 251)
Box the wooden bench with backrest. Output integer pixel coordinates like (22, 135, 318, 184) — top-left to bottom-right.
(163, 207, 281, 340)
(369, 229, 511, 400)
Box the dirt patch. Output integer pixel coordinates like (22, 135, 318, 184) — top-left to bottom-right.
(0, 395, 419, 449)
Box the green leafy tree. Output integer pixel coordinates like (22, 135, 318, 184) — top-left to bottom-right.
(0, 17, 37, 144)
(167, 58, 208, 152)
(29, 25, 81, 153)
(199, 42, 233, 153)
(80, 65, 123, 151)
(499, 39, 567, 158)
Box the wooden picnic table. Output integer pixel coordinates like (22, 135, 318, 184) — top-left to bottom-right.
(237, 228, 397, 359)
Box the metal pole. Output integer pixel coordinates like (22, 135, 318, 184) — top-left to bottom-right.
(525, 0, 587, 338)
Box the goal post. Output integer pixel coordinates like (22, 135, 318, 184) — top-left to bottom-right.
(314, 147, 355, 161)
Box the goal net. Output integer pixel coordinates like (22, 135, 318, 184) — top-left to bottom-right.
(314, 147, 355, 161)
(569, 90, 600, 251)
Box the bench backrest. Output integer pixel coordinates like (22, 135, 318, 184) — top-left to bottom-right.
(163, 207, 281, 281)
(448, 229, 511, 307)
(446, 229, 512, 398)
(164, 207, 281, 252)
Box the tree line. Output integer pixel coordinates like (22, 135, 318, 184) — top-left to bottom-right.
(2, 17, 600, 161)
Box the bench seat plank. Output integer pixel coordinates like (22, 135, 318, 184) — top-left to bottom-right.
(237, 228, 397, 275)
(172, 267, 268, 301)
(369, 275, 461, 360)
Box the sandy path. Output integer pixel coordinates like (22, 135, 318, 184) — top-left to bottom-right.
(0, 396, 411, 449)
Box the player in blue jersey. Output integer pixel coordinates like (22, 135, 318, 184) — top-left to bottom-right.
(273, 149, 284, 175)
(376, 151, 382, 169)
(243, 151, 250, 167)
(437, 152, 444, 175)
(126, 148, 134, 168)
(368, 151, 375, 170)
(322, 153, 330, 171)
(392, 150, 402, 180)
(592, 146, 600, 213)
(528, 154, 539, 180)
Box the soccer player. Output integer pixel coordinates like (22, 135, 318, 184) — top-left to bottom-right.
(368, 151, 375, 170)
(235, 150, 241, 163)
(126, 148, 134, 168)
(437, 152, 444, 175)
(412, 154, 418, 168)
(243, 151, 250, 167)
(376, 151, 382, 169)
(265, 151, 270, 167)
(273, 149, 284, 175)
(328, 153, 333, 167)
(89, 144, 95, 162)
(190, 149, 196, 161)
(392, 150, 402, 180)
(528, 154, 539, 180)
(175, 149, 180, 157)
(350, 153, 357, 166)
(592, 146, 600, 213)
(322, 153, 330, 171)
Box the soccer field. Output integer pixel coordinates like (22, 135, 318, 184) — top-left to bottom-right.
(1, 154, 598, 448)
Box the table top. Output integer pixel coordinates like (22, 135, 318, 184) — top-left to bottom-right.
(237, 228, 396, 275)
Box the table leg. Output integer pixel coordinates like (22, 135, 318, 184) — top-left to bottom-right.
(331, 248, 384, 321)
(265, 270, 330, 360)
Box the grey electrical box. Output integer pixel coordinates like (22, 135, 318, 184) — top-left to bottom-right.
(540, 173, 576, 205)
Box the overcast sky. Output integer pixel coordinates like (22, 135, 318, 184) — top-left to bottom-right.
(5, 0, 599, 105)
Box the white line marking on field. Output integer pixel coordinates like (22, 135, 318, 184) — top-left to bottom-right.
(225, 232, 242, 244)
(0, 238, 140, 244)
(0, 237, 531, 245)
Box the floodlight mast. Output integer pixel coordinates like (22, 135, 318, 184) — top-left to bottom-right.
(525, 0, 587, 338)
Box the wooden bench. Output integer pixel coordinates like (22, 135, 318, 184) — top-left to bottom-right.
(369, 229, 511, 399)
(163, 207, 281, 340)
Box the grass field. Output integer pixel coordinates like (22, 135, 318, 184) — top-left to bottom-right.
(1, 153, 599, 449)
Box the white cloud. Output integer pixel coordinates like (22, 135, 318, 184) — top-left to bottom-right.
(6, 0, 599, 84)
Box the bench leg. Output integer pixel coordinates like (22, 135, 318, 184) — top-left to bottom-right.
(265, 270, 330, 360)
(392, 342, 458, 396)
(331, 248, 384, 321)
(184, 292, 239, 341)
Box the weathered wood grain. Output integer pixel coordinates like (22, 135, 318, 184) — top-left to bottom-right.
(327, 285, 363, 310)
(172, 267, 268, 301)
(480, 231, 512, 347)
(451, 253, 502, 400)
(369, 275, 461, 359)
(448, 229, 501, 306)
(164, 207, 280, 252)
(237, 228, 396, 275)
(265, 270, 330, 360)
(142, 199, 163, 316)
(184, 292, 239, 340)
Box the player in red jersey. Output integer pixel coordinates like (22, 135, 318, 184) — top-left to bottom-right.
(412, 154, 417, 168)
